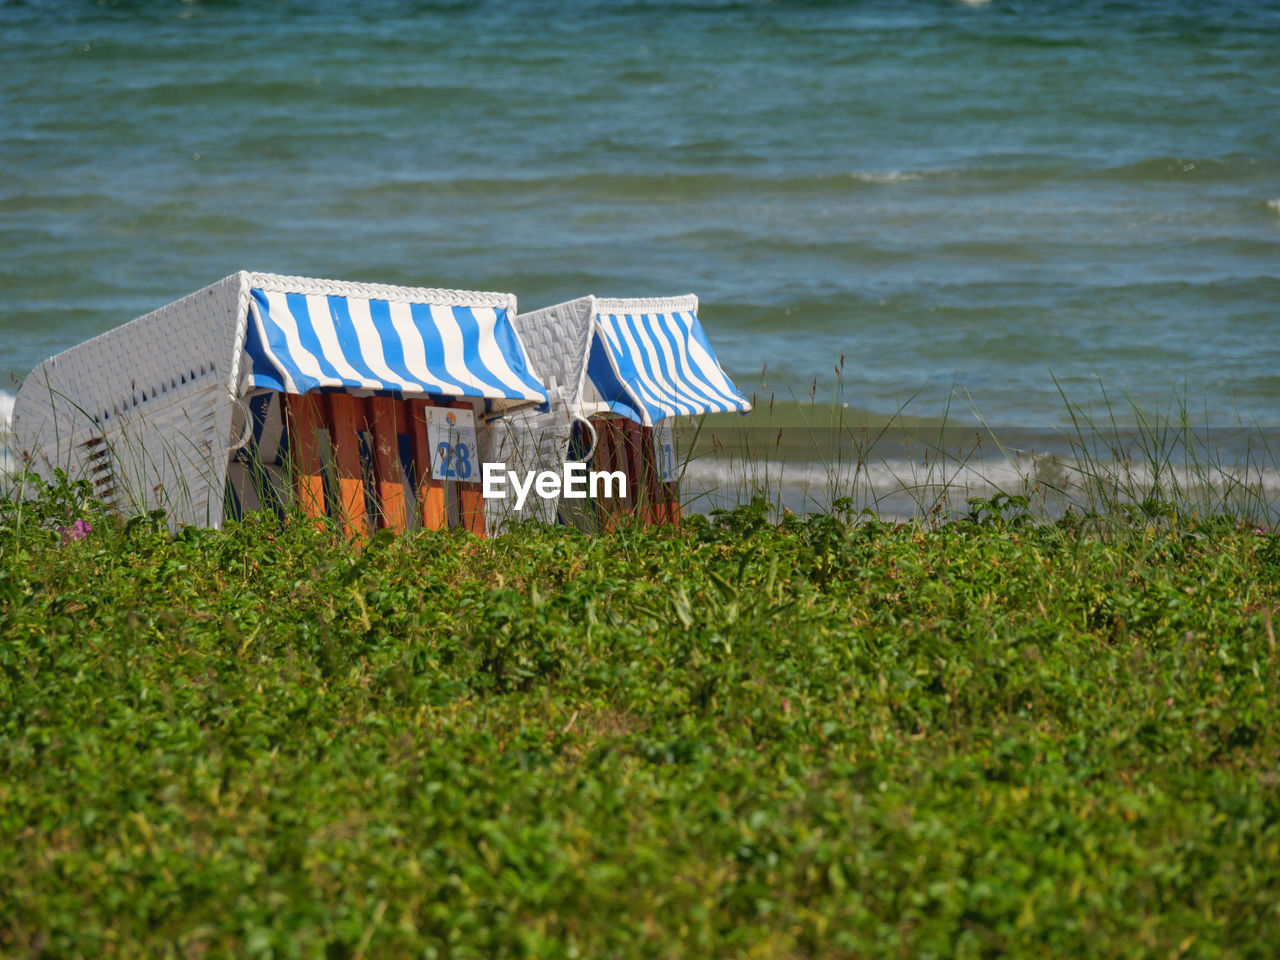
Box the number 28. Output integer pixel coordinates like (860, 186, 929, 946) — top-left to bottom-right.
(436, 441, 472, 480)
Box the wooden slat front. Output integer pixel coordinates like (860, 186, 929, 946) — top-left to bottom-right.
(284, 394, 327, 528)
(285, 392, 684, 539)
(367, 396, 408, 532)
(326, 393, 369, 540)
(605, 417, 632, 529)
(639, 425, 665, 526)
(588, 414, 682, 529)
(621, 419, 647, 519)
(591, 417, 613, 529)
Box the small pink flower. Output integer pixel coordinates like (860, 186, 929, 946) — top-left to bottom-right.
(1166, 697, 1174, 707)
(1254, 527, 1268, 535)
(59, 519, 92, 544)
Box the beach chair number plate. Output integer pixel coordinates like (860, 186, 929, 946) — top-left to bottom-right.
(424, 406, 479, 481)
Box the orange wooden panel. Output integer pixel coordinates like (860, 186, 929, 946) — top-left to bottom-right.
(326, 393, 369, 540)
(639, 424, 665, 526)
(407, 399, 445, 531)
(449, 400, 486, 538)
(620, 419, 646, 518)
(367, 396, 408, 532)
(284, 393, 327, 528)
(610, 419, 629, 524)
(590, 416, 610, 529)
(593, 417, 625, 530)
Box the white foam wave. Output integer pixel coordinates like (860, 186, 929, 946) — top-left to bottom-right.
(679, 453, 1280, 520)
(848, 170, 923, 184)
(1268, 198, 1280, 215)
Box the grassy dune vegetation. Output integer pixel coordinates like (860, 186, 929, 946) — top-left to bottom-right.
(2, 479, 1279, 958)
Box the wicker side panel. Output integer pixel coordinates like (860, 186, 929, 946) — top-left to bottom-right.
(11, 273, 246, 528)
(489, 294, 597, 533)
(512, 297, 595, 409)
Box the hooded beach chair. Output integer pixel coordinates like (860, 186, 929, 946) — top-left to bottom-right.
(10, 272, 548, 536)
(496, 294, 750, 529)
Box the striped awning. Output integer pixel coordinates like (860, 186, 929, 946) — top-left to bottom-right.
(586, 300, 751, 426)
(243, 288, 548, 407)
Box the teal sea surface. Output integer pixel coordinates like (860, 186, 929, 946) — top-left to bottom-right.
(3, 0, 1279, 442)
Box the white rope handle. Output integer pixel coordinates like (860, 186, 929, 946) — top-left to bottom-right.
(572, 414, 598, 462)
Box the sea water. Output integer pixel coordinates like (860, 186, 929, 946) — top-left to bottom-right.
(3, 0, 1278, 502)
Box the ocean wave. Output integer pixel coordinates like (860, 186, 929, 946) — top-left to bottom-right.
(847, 170, 924, 184)
(0, 193, 112, 216)
(1094, 153, 1273, 184)
(338, 153, 1275, 207)
(345, 169, 938, 206)
(1268, 198, 1280, 215)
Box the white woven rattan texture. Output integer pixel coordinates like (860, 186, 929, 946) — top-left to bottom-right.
(247, 272, 518, 313)
(513, 297, 595, 412)
(591, 294, 699, 317)
(12, 273, 244, 527)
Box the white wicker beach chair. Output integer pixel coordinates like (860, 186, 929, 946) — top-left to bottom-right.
(11, 271, 548, 535)
(501, 294, 751, 530)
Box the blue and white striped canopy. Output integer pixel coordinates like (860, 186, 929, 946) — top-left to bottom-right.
(586, 306, 751, 426)
(243, 289, 548, 406)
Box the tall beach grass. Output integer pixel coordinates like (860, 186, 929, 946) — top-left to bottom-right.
(678, 368, 1280, 532)
(6, 372, 1280, 535)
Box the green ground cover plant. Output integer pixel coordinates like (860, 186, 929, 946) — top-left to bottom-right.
(2, 477, 1279, 958)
